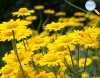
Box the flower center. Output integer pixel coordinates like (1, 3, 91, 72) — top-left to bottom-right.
(35, 38, 44, 44)
(82, 37, 94, 44)
(5, 30, 16, 36)
(6, 21, 18, 29)
(46, 55, 57, 62)
(18, 8, 28, 13)
(51, 23, 60, 28)
(3, 66, 13, 75)
(56, 45, 67, 51)
(34, 54, 43, 60)
(61, 36, 73, 43)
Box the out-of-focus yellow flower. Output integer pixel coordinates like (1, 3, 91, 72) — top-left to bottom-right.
(34, 5, 44, 10)
(79, 58, 92, 67)
(33, 53, 43, 65)
(55, 12, 66, 16)
(39, 53, 63, 66)
(58, 17, 69, 22)
(92, 56, 100, 61)
(81, 72, 89, 78)
(44, 22, 65, 32)
(74, 12, 85, 16)
(12, 7, 35, 17)
(26, 16, 37, 21)
(43, 9, 55, 14)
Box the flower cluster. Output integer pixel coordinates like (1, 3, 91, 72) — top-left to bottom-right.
(0, 5, 100, 78)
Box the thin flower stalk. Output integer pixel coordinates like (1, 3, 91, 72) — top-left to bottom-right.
(37, 11, 43, 34)
(84, 47, 89, 71)
(12, 30, 25, 78)
(42, 14, 50, 30)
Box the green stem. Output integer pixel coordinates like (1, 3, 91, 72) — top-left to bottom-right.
(22, 39, 27, 52)
(12, 30, 25, 78)
(55, 31, 58, 40)
(77, 44, 80, 69)
(37, 11, 43, 34)
(67, 45, 75, 69)
(64, 0, 98, 16)
(42, 14, 50, 31)
(64, 57, 80, 77)
(25, 37, 29, 47)
(64, 0, 88, 13)
(49, 66, 57, 78)
(84, 47, 89, 71)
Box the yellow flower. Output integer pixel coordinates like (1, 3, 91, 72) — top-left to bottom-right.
(34, 5, 44, 10)
(55, 12, 66, 16)
(33, 53, 43, 65)
(29, 36, 50, 48)
(77, 27, 99, 49)
(58, 17, 69, 22)
(92, 56, 100, 61)
(81, 72, 89, 78)
(0, 29, 18, 41)
(43, 9, 55, 14)
(39, 53, 63, 66)
(16, 27, 32, 41)
(12, 7, 35, 17)
(26, 15, 37, 21)
(44, 22, 65, 32)
(47, 43, 69, 55)
(79, 58, 92, 67)
(0, 64, 14, 78)
(0, 19, 29, 31)
(74, 12, 85, 16)
(13, 65, 35, 78)
(54, 35, 76, 51)
(2, 49, 33, 66)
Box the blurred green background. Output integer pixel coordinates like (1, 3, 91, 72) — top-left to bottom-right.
(0, 0, 100, 68)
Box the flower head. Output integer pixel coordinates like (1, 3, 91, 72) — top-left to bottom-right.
(34, 5, 44, 10)
(12, 7, 35, 17)
(44, 22, 65, 32)
(43, 9, 55, 14)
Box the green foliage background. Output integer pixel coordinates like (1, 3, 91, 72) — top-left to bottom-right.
(0, 0, 100, 68)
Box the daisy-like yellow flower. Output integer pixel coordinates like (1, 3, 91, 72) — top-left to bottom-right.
(0, 64, 14, 78)
(2, 48, 33, 66)
(28, 36, 50, 48)
(0, 29, 18, 41)
(39, 53, 63, 66)
(44, 22, 65, 32)
(26, 15, 37, 21)
(13, 65, 35, 78)
(77, 27, 99, 49)
(12, 7, 35, 17)
(34, 5, 44, 10)
(54, 35, 77, 51)
(79, 58, 92, 67)
(43, 9, 55, 14)
(32, 53, 43, 65)
(0, 19, 30, 31)
(47, 43, 69, 55)
(55, 12, 66, 16)
(16, 27, 32, 41)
